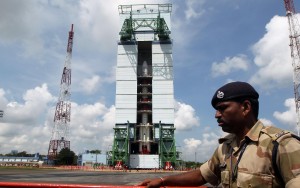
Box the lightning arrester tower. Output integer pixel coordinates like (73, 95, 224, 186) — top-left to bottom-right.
(48, 24, 74, 162)
(108, 4, 178, 170)
(283, 0, 300, 136)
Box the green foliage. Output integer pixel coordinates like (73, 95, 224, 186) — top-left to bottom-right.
(56, 148, 77, 165)
(89, 149, 101, 154)
(5, 151, 33, 157)
(184, 161, 203, 169)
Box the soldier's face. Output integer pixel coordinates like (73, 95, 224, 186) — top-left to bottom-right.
(214, 100, 245, 134)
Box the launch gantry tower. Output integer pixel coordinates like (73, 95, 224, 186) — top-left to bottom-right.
(283, 0, 300, 136)
(108, 4, 178, 170)
(48, 24, 74, 162)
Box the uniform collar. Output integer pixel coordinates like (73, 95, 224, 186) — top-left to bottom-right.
(245, 120, 264, 142)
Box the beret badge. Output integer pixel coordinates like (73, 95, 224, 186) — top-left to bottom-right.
(217, 91, 224, 99)
(211, 81, 259, 109)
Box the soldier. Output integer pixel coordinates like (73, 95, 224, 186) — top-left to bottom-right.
(138, 81, 300, 187)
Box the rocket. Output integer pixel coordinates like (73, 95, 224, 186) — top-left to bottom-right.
(142, 61, 148, 76)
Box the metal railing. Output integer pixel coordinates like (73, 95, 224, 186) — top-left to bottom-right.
(0, 182, 208, 188)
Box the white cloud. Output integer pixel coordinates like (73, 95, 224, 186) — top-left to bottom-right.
(101, 133, 114, 151)
(183, 138, 202, 150)
(250, 15, 292, 88)
(77, 1, 119, 53)
(0, 84, 54, 153)
(181, 131, 220, 162)
(0, 83, 116, 155)
(0, 83, 203, 155)
(2, 84, 54, 124)
(273, 98, 297, 129)
(57, 101, 115, 153)
(184, 0, 206, 21)
(79, 75, 101, 94)
(259, 118, 273, 126)
(211, 54, 249, 77)
(174, 101, 200, 131)
(77, 0, 169, 54)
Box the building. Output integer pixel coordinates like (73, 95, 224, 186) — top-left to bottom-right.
(0, 153, 43, 167)
(109, 4, 177, 169)
(77, 152, 107, 167)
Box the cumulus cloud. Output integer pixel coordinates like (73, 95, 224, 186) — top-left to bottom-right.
(77, 1, 119, 53)
(183, 138, 202, 150)
(77, 0, 169, 53)
(211, 54, 249, 77)
(174, 101, 200, 131)
(273, 98, 297, 129)
(101, 133, 114, 151)
(67, 102, 115, 153)
(0, 84, 54, 153)
(3, 84, 54, 124)
(181, 131, 220, 162)
(184, 0, 206, 21)
(259, 118, 273, 126)
(250, 15, 292, 88)
(79, 75, 101, 94)
(0, 82, 203, 155)
(0, 84, 116, 155)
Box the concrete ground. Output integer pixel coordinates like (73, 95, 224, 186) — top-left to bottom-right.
(0, 168, 182, 186)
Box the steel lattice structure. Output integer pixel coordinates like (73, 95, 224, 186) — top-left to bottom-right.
(48, 24, 74, 161)
(283, 0, 300, 135)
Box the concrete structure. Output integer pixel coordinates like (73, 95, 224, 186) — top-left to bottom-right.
(109, 4, 177, 169)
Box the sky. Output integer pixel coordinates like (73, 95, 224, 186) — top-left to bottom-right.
(0, 0, 300, 162)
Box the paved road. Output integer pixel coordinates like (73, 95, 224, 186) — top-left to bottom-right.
(0, 168, 182, 186)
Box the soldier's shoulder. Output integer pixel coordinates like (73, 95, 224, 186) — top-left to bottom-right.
(261, 125, 299, 144)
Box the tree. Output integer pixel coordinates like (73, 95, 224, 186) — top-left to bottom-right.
(89, 149, 101, 154)
(56, 148, 77, 165)
(184, 161, 203, 169)
(5, 151, 31, 157)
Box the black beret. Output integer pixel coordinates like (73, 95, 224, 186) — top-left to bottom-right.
(211, 81, 259, 108)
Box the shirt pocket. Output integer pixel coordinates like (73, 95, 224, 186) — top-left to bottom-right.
(221, 171, 273, 188)
(236, 171, 273, 188)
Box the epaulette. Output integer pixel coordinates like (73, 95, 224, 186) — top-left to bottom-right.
(261, 126, 290, 141)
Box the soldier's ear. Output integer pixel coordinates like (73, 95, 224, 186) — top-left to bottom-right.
(241, 100, 251, 116)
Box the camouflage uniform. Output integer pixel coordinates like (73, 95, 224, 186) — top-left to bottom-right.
(200, 120, 300, 187)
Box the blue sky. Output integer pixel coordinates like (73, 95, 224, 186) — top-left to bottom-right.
(0, 0, 299, 162)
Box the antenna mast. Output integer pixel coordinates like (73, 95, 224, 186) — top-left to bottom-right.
(48, 24, 74, 162)
(283, 0, 300, 136)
